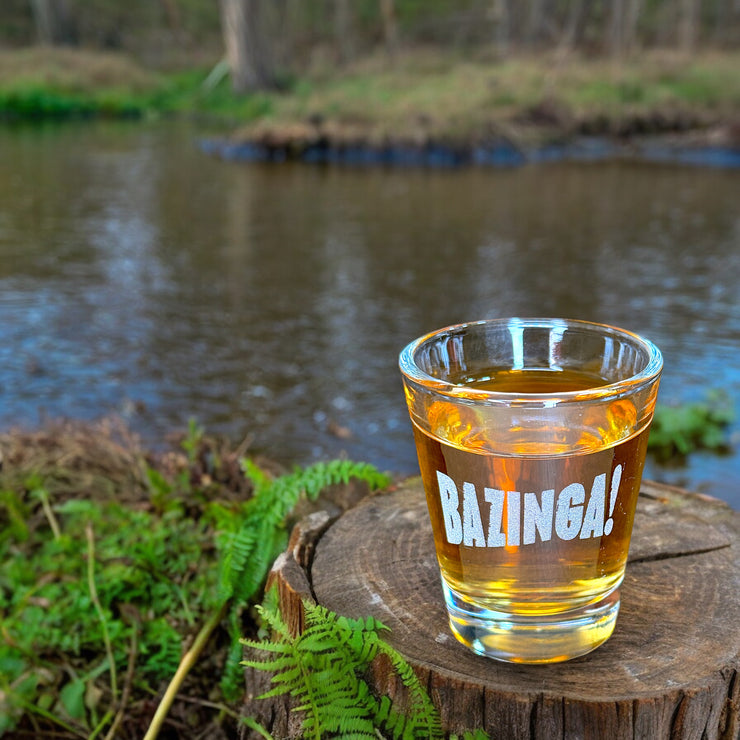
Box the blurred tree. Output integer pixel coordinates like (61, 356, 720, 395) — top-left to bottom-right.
(679, 0, 701, 51)
(608, 0, 626, 55)
(557, 0, 585, 51)
(624, 0, 643, 52)
(159, 0, 181, 33)
(334, 0, 354, 64)
(379, 0, 398, 57)
(525, 0, 546, 46)
(490, 0, 511, 55)
(219, 0, 276, 92)
(29, 0, 76, 44)
(0, 0, 736, 62)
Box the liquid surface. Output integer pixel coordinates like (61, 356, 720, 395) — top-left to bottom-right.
(452, 367, 611, 393)
(415, 365, 644, 458)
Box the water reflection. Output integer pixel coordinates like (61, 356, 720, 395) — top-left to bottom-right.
(0, 121, 737, 506)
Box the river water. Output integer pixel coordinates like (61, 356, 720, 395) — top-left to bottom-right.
(1, 120, 738, 507)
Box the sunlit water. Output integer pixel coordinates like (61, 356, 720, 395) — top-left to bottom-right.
(0, 120, 738, 507)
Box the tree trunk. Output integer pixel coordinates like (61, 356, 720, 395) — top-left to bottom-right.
(30, 0, 75, 45)
(608, 0, 626, 56)
(525, 0, 546, 46)
(334, 0, 353, 65)
(219, 0, 276, 93)
(379, 0, 398, 59)
(159, 0, 182, 33)
(679, 0, 702, 52)
(244, 478, 740, 739)
(607, 0, 643, 55)
(490, 0, 510, 56)
(624, 0, 643, 52)
(557, 0, 585, 52)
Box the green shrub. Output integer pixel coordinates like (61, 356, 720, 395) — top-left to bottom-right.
(649, 391, 734, 460)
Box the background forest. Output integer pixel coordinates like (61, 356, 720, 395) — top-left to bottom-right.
(2, 0, 739, 89)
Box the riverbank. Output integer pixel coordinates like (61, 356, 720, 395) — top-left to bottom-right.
(1, 47, 739, 158)
(216, 47, 740, 166)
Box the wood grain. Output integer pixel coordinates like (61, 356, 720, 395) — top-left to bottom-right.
(245, 479, 739, 739)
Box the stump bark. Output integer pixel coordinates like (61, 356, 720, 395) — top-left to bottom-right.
(243, 479, 739, 739)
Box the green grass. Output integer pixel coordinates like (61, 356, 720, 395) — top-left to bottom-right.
(228, 48, 740, 145)
(0, 420, 391, 737)
(649, 391, 734, 461)
(1, 46, 738, 136)
(0, 47, 274, 121)
(0, 47, 161, 119)
(0, 476, 219, 734)
(0, 85, 142, 118)
(566, 54, 740, 111)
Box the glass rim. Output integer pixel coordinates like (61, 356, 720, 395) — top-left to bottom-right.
(399, 317, 663, 406)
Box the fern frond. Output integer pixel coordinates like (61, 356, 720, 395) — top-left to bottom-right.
(241, 645, 296, 670)
(298, 460, 391, 502)
(245, 594, 445, 740)
(230, 522, 286, 604)
(377, 640, 444, 738)
(241, 716, 276, 740)
(142, 456, 390, 740)
(216, 526, 257, 602)
(240, 458, 271, 495)
(242, 459, 390, 512)
(221, 459, 388, 610)
(254, 596, 291, 639)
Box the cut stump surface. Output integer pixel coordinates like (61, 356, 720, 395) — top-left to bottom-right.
(249, 479, 740, 739)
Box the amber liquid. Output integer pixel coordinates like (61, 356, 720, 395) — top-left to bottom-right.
(413, 368, 651, 618)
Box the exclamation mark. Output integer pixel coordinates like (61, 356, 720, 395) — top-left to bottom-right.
(603, 464, 622, 536)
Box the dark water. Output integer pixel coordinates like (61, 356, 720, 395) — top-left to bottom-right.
(1, 121, 738, 507)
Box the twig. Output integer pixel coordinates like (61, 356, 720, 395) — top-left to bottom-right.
(104, 622, 139, 740)
(234, 432, 255, 459)
(87, 710, 115, 740)
(37, 487, 61, 540)
(172, 693, 241, 716)
(86, 522, 118, 703)
(142, 601, 229, 740)
(164, 691, 276, 738)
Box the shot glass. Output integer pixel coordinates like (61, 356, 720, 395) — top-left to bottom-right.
(399, 318, 662, 663)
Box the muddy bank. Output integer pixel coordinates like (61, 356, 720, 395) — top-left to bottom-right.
(201, 110, 740, 168)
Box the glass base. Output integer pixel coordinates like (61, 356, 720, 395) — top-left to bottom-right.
(443, 582, 621, 664)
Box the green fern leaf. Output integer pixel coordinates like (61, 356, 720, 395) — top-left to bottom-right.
(240, 458, 271, 494)
(245, 594, 445, 740)
(241, 717, 276, 740)
(377, 640, 444, 738)
(215, 460, 391, 737)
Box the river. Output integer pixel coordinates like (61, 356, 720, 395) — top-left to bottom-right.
(0, 120, 738, 507)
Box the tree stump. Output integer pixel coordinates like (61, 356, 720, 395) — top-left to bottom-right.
(243, 479, 739, 739)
